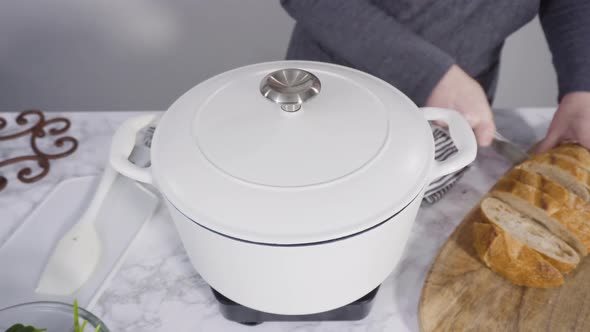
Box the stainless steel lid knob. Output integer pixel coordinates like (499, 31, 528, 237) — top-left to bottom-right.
(260, 68, 321, 112)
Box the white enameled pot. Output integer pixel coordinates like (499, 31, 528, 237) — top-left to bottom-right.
(110, 61, 476, 315)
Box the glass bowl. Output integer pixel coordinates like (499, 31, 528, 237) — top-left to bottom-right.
(0, 301, 109, 332)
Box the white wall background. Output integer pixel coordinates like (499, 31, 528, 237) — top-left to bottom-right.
(495, 17, 558, 108)
(0, 1, 557, 111)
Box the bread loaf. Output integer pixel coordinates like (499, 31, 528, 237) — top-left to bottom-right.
(490, 178, 589, 256)
(518, 153, 590, 202)
(473, 144, 590, 288)
(473, 198, 579, 287)
(551, 144, 590, 172)
(505, 168, 590, 214)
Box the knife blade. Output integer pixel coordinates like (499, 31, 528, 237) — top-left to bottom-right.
(492, 131, 530, 165)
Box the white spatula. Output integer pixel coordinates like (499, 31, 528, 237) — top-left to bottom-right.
(36, 164, 118, 295)
(36, 116, 159, 296)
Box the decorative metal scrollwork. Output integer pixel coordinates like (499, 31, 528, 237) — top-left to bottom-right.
(0, 110, 78, 192)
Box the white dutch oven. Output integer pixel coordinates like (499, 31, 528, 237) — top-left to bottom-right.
(110, 61, 476, 315)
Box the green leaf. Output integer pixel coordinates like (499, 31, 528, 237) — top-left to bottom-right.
(4, 324, 46, 332)
(5, 324, 24, 332)
(5, 324, 25, 332)
(94, 324, 101, 332)
(80, 320, 88, 332)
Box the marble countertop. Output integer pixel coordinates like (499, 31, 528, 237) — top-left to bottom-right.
(0, 108, 555, 331)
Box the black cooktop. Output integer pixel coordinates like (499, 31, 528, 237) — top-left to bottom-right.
(211, 286, 380, 326)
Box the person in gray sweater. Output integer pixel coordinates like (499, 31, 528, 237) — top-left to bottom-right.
(281, 0, 590, 152)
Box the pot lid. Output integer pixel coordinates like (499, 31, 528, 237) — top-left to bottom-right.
(151, 61, 434, 245)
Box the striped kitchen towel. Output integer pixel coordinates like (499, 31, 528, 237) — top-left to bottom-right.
(422, 125, 470, 204)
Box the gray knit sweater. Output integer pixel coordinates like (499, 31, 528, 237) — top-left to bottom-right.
(281, 0, 590, 106)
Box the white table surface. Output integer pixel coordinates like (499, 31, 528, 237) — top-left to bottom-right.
(0, 108, 555, 331)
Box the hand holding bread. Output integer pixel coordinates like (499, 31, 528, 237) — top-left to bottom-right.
(537, 92, 590, 153)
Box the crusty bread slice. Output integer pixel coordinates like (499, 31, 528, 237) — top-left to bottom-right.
(490, 178, 588, 256)
(473, 198, 579, 286)
(551, 144, 590, 172)
(473, 222, 564, 287)
(505, 168, 590, 214)
(476, 197, 580, 272)
(518, 154, 590, 202)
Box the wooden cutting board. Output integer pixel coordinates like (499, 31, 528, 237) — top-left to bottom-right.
(419, 202, 590, 332)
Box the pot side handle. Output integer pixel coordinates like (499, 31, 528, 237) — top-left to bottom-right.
(420, 107, 477, 179)
(110, 114, 158, 184)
